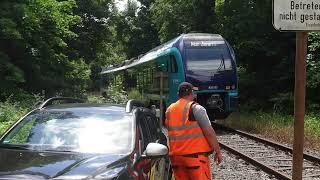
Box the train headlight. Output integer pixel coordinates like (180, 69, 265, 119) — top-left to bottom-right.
(207, 94, 223, 109)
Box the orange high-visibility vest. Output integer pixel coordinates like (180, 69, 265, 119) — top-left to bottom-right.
(165, 98, 212, 156)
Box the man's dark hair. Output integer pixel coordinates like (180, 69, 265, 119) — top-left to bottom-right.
(178, 82, 193, 98)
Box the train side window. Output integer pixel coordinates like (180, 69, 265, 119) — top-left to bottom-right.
(158, 61, 168, 72)
(170, 55, 177, 73)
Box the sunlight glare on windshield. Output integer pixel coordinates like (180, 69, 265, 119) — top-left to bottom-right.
(76, 117, 132, 154)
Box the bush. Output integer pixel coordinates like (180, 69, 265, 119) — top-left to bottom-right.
(87, 94, 106, 104)
(0, 92, 42, 135)
(305, 114, 320, 137)
(127, 89, 142, 100)
(103, 82, 128, 104)
(0, 100, 29, 135)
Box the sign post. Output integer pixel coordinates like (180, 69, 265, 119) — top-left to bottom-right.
(273, 0, 320, 179)
(293, 32, 307, 180)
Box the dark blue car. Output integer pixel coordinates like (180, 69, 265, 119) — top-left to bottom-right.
(0, 98, 171, 180)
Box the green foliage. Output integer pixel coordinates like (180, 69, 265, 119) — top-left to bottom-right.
(226, 111, 320, 138)
(1, 0, 320, 115)
(0, 98, 32, 135)
(104, 81, 128, 104)
(128, 89, 143, 100)
(63, 59, 91, 97)
(269, 92, 294, 114)
(0, 92, 44, 136)
(215, 0, 298, 111)
(306, 32, 320, 111)
(8, 118, 35, 144)
(0, 0, 85, 98)
(87, 95, 106, 104)
(151, 0, 216, 42)
(127, 89, 149, 101)
(0, 101, 26, 123)
(113, 0, 160, 59)
(0, 53, 25, 93)
(305, 114, 320, 137)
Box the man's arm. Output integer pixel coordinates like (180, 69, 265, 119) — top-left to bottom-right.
(201, 126, 222, 164)
(201, 126, 220, 152)
(192, 104, 222, 164)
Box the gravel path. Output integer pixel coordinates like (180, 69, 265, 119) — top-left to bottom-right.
(210, 150, 278, 180)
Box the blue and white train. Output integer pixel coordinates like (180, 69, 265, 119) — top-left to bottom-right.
(101, 33, 238, 119)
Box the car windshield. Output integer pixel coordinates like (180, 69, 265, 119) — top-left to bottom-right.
(0, 107, 134, 154)
(186, 45, 233, 72)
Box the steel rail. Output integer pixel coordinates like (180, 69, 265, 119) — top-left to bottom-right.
(212, 122, 320, 164)
(219, 141, 291, 180)
(213, 122, 320, 180)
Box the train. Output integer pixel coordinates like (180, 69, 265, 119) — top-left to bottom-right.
(101, 33, 238, 120)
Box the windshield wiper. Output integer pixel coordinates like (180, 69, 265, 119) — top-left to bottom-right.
(42, 149, 75, 153)
(217, 54, 226, 72)
(0, 144, 31, 150)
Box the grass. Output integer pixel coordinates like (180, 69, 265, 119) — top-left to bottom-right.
(223, 111, 320, 151)
(0, 100, 31, 136)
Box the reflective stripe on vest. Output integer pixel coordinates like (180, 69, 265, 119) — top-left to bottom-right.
(166, 99, 211, 155)
(167, 123, 199, 131)
(168, 132, 204, 140)
(167, 101, 204, 140)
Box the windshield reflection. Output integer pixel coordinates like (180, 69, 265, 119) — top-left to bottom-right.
(186, 46, 233, 72)
(1, 107, 133, 154)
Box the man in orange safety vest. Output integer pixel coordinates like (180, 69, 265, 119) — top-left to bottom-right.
(165, 82, 222, 180)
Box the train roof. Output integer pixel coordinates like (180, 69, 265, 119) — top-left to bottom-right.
(100, 33, 224, 74)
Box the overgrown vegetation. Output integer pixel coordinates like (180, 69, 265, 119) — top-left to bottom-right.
(0, 95, 38, 135)
(1, 0, 320, 110)
(224, 112, 320, 150)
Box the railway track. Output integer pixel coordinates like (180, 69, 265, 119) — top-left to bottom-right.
(213, 122, 320, 180)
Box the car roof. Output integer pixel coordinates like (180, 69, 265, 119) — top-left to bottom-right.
(41, 103, 127, 112)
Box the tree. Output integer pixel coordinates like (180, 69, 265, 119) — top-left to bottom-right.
(113, 0, 160, 58)
(0, 0, 87, 98)
(306, 32, 320, 110)
(69, 0, 128, 91)
(217, 0, 296, 111)
(151, 0, 216, 42)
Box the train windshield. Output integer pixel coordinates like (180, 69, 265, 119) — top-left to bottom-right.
(185, 45, 233, 73)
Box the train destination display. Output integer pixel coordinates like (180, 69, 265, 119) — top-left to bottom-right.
(273, 0, 320, 31)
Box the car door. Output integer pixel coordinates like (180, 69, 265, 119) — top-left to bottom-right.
(135, 110, 171, 180)
(135, 112, 153, 179)
(144, 113, 171, 180)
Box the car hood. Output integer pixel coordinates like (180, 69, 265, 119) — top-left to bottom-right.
(0, 148, 129, 179)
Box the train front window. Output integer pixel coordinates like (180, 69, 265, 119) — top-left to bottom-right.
(186, 46, 233, 72)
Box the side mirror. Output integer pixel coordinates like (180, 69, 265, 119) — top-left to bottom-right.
(143, 143, 168, 158)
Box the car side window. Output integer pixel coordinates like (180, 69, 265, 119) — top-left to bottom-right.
(145, 115, 159, 142)
(138, 117, 152, 151)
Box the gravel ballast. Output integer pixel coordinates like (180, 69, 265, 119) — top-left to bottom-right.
(210, 150, 278, 180)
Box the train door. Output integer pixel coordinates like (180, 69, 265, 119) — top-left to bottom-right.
(167, 55, 180, 106)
